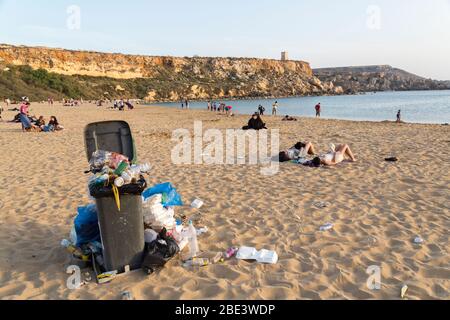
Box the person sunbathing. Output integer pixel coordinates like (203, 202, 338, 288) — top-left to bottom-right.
(279, 141, 317, 162)
(282, 115, 298, 121)
(35, 116, 46, 129)
(44, 116, 64, 132)
(311, 144, 356, 166)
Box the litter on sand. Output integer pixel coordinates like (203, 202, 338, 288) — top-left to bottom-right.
(319, 223, 334, 232)
(191, 199, 204, 209)
(236, 247, 278, 264)
(414, 236, 424, 244)
(314, 201, 330, 209)
(196, 227, 209, 236)
(401, 285, 409, 299)
(121, 291, 134, 300)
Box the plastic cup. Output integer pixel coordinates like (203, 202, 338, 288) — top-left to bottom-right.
(114, 177, 125, 187)
(121, 172, 132, 184)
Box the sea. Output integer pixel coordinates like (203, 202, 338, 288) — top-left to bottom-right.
(148, 90, 450, 124)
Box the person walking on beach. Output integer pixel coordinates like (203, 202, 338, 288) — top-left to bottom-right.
(185, 99, 190, 110)
(207, 101, 211, 111)
(315, 103, 321, 118)
(272, 101, 278, 116)
(181, 100, 184, 109)
(397, 110, 402, 123)
(258, 104, 265, 116)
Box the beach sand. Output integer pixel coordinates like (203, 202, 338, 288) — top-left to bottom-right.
(0, 102, 448, 300)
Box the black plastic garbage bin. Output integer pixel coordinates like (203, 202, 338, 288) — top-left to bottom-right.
(85, 121, 145, 273)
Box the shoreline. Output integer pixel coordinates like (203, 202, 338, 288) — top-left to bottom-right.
(145, 105, 449, 127)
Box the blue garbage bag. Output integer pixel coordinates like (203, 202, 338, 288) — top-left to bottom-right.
(74, 204, 101, 247)
(142, 183, 183, 207)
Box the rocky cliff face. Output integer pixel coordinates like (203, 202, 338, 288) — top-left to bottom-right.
(0, 44, 342, 101)
(314, 65, 450, 93)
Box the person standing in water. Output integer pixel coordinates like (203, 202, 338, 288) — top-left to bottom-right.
(315, 103, 321, 118)
(397, 110, 402, 123)
(185, 99, 190, 110)
(272, 101, 278, 116)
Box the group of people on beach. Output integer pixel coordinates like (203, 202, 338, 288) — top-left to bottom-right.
(9, 97, 64, 132)
(256, 101, 279, 116)
(181, 99, 190, 109)
(207, 101, 233, 116)
(63, 98, 83, 107)
(112, 99, 135, 111)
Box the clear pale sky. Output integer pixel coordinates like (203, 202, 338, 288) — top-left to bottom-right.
(1, 0, 449, 79)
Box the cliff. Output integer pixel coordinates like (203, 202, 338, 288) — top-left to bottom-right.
(0, 44, 342, 101)
(314, 65, 450, 93)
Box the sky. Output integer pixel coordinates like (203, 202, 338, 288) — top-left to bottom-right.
(0, 0, 449, 80)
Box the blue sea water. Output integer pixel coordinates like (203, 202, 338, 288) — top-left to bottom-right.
(149, 90, 450, 124)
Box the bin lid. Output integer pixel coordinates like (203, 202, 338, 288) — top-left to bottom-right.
(84, 121, 136, 162)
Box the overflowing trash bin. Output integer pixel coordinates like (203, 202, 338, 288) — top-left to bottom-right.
(84, 121, 147, 273)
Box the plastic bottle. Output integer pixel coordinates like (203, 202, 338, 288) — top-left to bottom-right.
(175, 220, 183, 234)
(188, 220, 199, 259)
(89, 174, 109, 187)
(114, 161, 129, 175)
(121, 171, 132, 185)
(224, 247, 239, 259)
(183, 258, 209, 268)
(114, 177, 125, 187)
(171, 220, 183, 243)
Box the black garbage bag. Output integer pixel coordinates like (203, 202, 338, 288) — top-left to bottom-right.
(89, 176, 147, 198)
(142, 228, 180, 275)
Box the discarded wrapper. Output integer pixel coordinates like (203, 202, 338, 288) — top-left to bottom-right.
(97, 271, 118, 284)
(320, 223, 334, 232)
(196, 227, 208, 236)
(414, 236, 424, 244)
(121, 291, 134, 300)
(191, 199, 204, 209)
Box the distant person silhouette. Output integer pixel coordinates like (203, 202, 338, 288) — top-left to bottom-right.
(315, 103, 321, 118)
(397, 110, 401, 123)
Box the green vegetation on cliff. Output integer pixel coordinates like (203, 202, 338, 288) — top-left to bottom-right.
(0, 64, 179, 101)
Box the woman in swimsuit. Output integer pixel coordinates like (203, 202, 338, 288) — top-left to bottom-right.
(316, 144, 356, 166)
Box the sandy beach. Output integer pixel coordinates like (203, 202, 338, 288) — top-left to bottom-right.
(0, 102, 448, 300)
